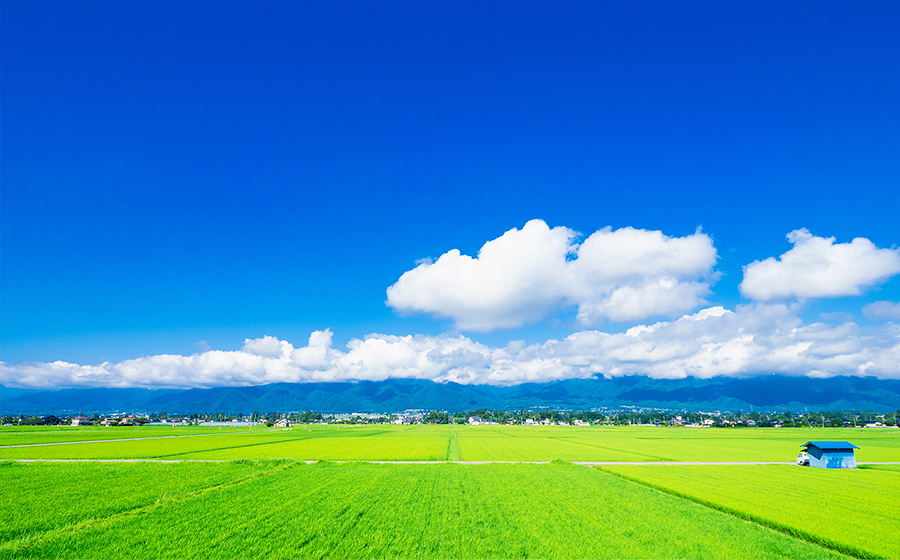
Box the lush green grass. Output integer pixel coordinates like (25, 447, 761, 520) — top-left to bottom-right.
(0, 426, 257, 446)
(0, 461, 274, 543)
(861, 463, 900, 472)
(599, 464, 900, 559)
(0, 432, 290, 460)
(590, 427, 900, 463)
(446, 425, 900, 463)
(4, 427, 894, 558)
(458, 433, 664, 461)
(0, 462, 845, 559)
(173, 434, 449, 461)
(4, 425, 897, 463)
(0, 428, 450, 461)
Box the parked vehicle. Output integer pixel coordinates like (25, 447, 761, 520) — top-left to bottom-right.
(796, 451, 809, 466)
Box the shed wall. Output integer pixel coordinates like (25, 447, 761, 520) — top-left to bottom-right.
(808, 447, 857, 469)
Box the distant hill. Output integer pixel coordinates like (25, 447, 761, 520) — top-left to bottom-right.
(3, 376, 900, 415)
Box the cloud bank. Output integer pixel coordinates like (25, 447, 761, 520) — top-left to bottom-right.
(5, 222, 898, 390)
(741, 229, 900, 300)
(4, 304, 899, 389)
(386, 220, 718, 330)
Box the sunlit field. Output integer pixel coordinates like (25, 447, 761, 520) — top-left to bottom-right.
(600, 464, 900, 559)
(2, 461, 850, 560)
(2, 424, 899, 462)
(2, 425, 897, 559)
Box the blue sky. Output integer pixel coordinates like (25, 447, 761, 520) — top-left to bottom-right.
(3, 1, 899, 388)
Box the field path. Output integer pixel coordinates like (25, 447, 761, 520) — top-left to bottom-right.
(0, 431, 253, 449)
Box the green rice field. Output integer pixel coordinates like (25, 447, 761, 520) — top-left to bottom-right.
(2, 424, 899, 462)
(599, 464, 900, 559)
(2, 425, 898, 559)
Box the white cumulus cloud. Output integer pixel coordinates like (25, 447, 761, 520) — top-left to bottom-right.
(740, 229, 900, 300)
(3, 305, 899, 389)
(242, 335, 288, 358)
(386, 219, 717, 330)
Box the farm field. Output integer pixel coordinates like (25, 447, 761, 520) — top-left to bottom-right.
(1, 461, 847, 559)
(3, 425, 897, 559)
(599, 464, 900, 559)
(0, 461, 278, 544)
(0, 426, 254, 446)
(2, 425, 899, 462)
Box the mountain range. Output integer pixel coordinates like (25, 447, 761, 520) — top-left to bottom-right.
(3, 375, 900, 415)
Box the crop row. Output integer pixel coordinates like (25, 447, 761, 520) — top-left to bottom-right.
(0, 461, 273, 543)
(3, 425, 898, 463)
(0, 426, 260, 447)
(599, 464, 900, 559)
(0, 462, 842, 559)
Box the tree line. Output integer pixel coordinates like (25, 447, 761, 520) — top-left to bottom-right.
(3, 408, 897, 427)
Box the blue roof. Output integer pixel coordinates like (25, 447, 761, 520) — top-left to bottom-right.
(802, 441, 859, 450)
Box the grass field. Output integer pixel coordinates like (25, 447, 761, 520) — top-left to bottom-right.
(3, 425, 899, 462)
(0, 461, 275, 544)
(2, 425, 897, 559)
(599, 464, 900, 559)
(1, 461, 848, 559)
(0, 426, 254, 447)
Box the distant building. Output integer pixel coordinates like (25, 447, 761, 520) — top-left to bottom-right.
(274, 419, 291, 428)
(801, 441, 859, 469)
(467, 416, 483, 425)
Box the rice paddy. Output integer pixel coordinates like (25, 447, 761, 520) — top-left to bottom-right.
(599, 464, 900, 559)
(1, 461, 849, 559)
(2, 424, 897, 558)
(3, 424, 899, 462)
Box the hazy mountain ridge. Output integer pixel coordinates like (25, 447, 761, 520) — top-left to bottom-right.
(2, 376, 899, 415)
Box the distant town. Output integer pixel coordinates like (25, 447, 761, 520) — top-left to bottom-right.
(3, 408, 898, 429)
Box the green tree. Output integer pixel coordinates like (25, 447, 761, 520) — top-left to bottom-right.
(298, 411, 319, 423)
